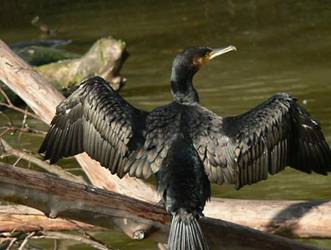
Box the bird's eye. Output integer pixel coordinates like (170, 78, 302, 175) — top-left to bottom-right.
(193, 55, 208, 66)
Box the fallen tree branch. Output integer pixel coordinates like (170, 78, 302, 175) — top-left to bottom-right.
(0, 162, 320, 250)
(0, 205, 105, 232)
(36, 37, 127, 91)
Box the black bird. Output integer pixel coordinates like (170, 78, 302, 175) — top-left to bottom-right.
(39, 46, 331, 250)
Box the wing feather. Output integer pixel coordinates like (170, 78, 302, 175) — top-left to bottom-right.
(193, 93, 331, 189)
(39, 76, 152, 179)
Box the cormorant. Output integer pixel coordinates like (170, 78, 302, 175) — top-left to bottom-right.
(39, 46, 331, 250)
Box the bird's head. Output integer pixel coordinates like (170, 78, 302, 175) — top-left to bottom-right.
(170, 46, 236, 103)
(172, 46, 236, 79)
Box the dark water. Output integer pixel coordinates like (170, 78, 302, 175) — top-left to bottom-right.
(1, 0, 331, 249)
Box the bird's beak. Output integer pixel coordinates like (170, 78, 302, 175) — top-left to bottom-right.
(208, 45, 237, 60)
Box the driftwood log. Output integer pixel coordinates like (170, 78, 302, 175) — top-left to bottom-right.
(0, 162, 321, 250)
(0, 39, 328, 249)
(36, 37, 127, 91)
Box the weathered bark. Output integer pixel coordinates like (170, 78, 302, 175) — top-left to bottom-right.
(36, 37, 127, 91)
(205, 198, 331, 239)
(0, 163, 320, 250)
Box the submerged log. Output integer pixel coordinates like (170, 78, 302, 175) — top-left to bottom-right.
(0, 163, 320, 250)
(10, 39, 72, 50)
(37, 37, 128, 91)
(14, 45, 79, 66)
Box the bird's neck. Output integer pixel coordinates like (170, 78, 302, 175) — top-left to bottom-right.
(170, 71, 199, 104)
(171, 80, 199, 104)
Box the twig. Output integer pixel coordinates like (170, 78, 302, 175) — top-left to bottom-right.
(5, 238, 16, 250)
(0, 102, 40, 120)
(0, 127, 11, 138)
(81, 232, 109, 248)
(32, 232, 113, 250)
(12, 153, 23, 167)
(0, 126, 46, 135)
(53, 239, 58, 250)
(18, 232, 35, 250)
(17, 107, 29, 144)
(0, 85, 13, 105)
(0, 139, 86, 184)
(0, 86, 40, 120)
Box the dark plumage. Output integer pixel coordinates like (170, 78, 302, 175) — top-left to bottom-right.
(39, 46, 331, 250)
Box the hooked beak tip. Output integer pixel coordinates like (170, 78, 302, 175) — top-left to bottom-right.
(209, 45, 237, 60)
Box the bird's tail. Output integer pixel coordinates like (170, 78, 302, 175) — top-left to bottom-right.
(168, 208, 209, 250)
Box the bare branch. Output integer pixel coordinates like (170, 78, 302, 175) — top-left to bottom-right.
(0, 102, 40, 120)
(18, 232, 35, 250)
(0, 139, 86, 184)
(0, 125, 46, 135)
(0, 85, 13, 105)
(0, 86, 40, 121)
(5, 238, 16, 250)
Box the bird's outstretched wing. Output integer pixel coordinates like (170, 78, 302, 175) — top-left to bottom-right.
(39, 76, 152, 179)
(193, 93, 331, 189)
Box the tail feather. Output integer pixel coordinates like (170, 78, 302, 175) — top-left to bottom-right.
(168, 209, 208, 250)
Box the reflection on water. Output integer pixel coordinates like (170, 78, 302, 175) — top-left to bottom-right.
(1, 0, 331, 249)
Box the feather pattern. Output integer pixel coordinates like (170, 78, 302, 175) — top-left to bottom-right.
(193, 93, 331, 189)
(39, 76, 152, 179)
